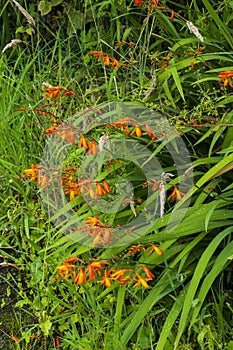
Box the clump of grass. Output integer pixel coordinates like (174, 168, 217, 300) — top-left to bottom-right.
(1, 1, 233, 349)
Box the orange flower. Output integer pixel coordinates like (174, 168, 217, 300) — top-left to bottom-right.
(88, 51, 105, 60)
(168, 185, 185, 201)
(103, 54, 111, 66)
(57, 264, 72, 279)
(103, 227, 111, 244)
(87, 139, 98, 155)
(148, 243, 163, 256)
(78, 134, 89, 149)
(134, 0, 143, 5)
(126, 244, 147, 256)
(78, 179, 96, 199)
(22, 164, 43, 181)
(11, 334, 19, 343)
(130, 125, 143, 137)
(85, 216, 104, 227)
(55, 337, 61, 348)
(63, 256, 80, 264)
(111, 57, 121, 69)
(190, 60, 195, 69)
(219, 70, 233, 88)
(111, 269, 129, 280)
(144, 123, 156, 141)
(98, 271, 112, 288)
(44, 86, 66, 100)
(42, 123, 61, 136)
(96, 181, 106, 196)
(170, 9, 175, 22)
(64, 181, 80, 200)
(64, 90, 76, 97)
(88, 260, 109, 280)
(57, 125, 77, 144)
(89, 260, 109, 269)
(138, 265, 155, 279)
(102, 179, 111, 193)
(133, 274, 150, 288)
(88, 51, 124, 69)
(37, 172, 48, 187)
(74, 267, 86, 285)
(87, 263, 96, 281)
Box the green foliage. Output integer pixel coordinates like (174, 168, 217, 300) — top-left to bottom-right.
(0, 0, 233, 349)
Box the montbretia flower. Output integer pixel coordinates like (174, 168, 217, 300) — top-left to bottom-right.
(168, 185, 185, 201)
(98, 271, 113, 288)
(73, 267, 86, 285)
(64, 181, 80, 201)
(37, 172, 48, 187)
(130, 124, 143, 137)
(44, 85, 66, 100)
(78, 134, 89, 149)
(148, 243, 163, 256)
(96, 181, 106, 196)
(88, 51, 135, 69)
(57, 125, 77, 144)
(42, 123, 61, 136)
(219, 70, 233, 88)
(138, 265, 155, 279)
(44, 85, 75, 101)
(22, 164, 43, 181)
(88, 260, 109, 281)
(87, 139, 99, 156)
(133, 274, 150, 288)
(57, 264, 73, 280)
(85, 216, 105, 227)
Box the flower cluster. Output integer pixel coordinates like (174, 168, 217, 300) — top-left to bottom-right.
(44, 85, 75, 101)
(21, 164, 111, 203)
(219, 70, 233, 88)
(88, 51, 137, 69)
(63, 174, 111, 202)
(71, 216, 114, 247)
(144, 179, 185, 202)
(126, 243, 163, 256)
(56, 256, 158, 289)
(168, 184, 185, 201)
(110, 118, 157, 141)
(134, 0, 166, 12)
(78, 135, 99, 155)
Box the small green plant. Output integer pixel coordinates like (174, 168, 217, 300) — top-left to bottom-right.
(1, 1, 233, 349)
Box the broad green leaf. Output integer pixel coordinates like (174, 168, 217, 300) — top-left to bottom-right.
(174, 227, 233, 346)
(190, 238, 233, 326)
(39, 319, 52, 336)
(120, 276, 182, 347)
(156, 287, 188, 350)
(169, 63, 185, 101)
(202, 0, 233, 48)
(38, 1, 52, 16)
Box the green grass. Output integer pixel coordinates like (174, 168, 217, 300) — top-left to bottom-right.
(0, 0, 233, 349)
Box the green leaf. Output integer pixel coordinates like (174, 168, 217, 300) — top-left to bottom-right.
(39, 319, 52, 336)
(190, 238, 233, 327)
(169, 62, 185, 101)
(38, 1, 52, 16)
(174, 227, 233, 346)
(202, 0, 233, 48)
(51, 0, 63, 5)
(228, 341, 233, 350)
(156, 287, 187, 350)
(67, 10, 85, 35)
(204, 202, 218, 232)
(120, 276, 182, 347)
